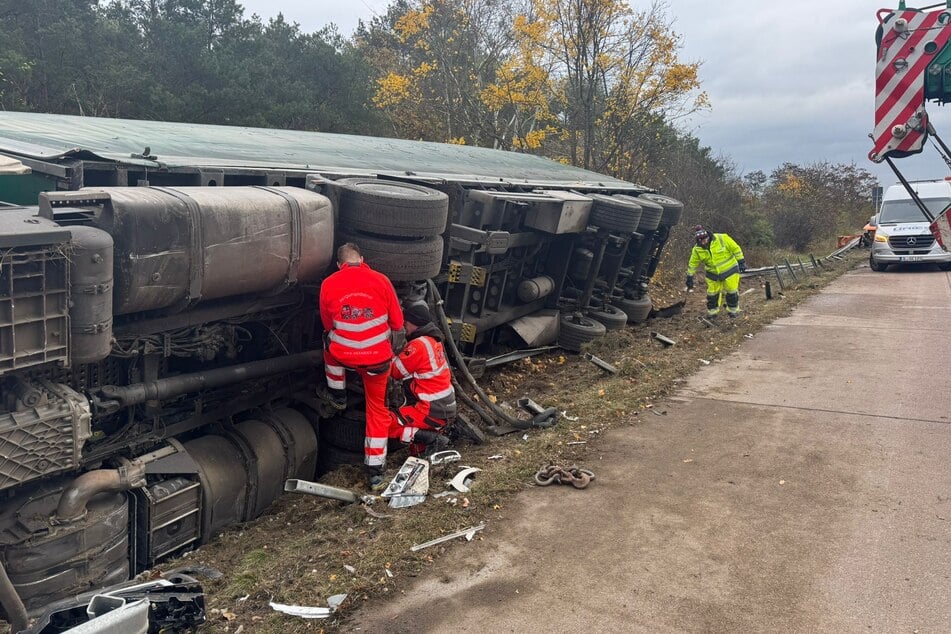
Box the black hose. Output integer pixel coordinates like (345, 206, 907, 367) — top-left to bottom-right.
(0, 559, 28, 634)
(426, 280, 533, 430)
(451, 375, 515, 437)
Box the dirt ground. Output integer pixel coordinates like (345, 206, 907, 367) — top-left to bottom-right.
(168, 252, 860, 634)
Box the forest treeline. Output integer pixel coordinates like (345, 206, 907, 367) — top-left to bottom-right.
(0, 0, 877, 257)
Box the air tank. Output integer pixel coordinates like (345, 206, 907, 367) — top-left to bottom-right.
(85, 186, 334, 315)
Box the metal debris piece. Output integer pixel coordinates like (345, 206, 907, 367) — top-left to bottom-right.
(650, 331, 676, 346)
(698, 317, 716, 328)
(698, 358, 710, 365)
(516, 397, 558, 427)
(581, 352, 618, 374)
(410, 523, 486, 552)
(285, 479, 376, 505)
(429, 450, 461, 466)
(448, 466, 482, 493)
(566, 441, 587, 446)
(382, 457, 429, 508)
(534, 465, 595, 489)
(487, 454, 505, 460)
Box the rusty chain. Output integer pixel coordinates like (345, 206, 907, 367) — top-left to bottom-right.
(534, 465, 595, 489)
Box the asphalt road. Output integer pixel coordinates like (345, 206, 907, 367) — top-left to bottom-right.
(348, 264, 951, 633)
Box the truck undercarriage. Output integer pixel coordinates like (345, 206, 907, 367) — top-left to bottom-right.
(0, 112, 684, 631)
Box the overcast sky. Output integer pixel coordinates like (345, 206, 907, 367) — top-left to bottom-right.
(238, 0, 951, 187)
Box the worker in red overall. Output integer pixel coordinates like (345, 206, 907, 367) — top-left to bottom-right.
(387, 303, 454, 457)
(318, 242, 404, 490)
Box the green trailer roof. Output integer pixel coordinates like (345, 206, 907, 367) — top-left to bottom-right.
(0, 111, 633, 189)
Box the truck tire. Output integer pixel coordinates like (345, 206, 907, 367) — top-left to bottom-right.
(639, 193, 684, 227)
(319, 411, 366, 453)
(338, 230, 443, 281)
(588, 194, 642, 234)
(317, 442, 364, 476)
(614, 295, 652, 323)
(615, 195, 662, 232)
(558, 312, 606, 352)
(586, 303, 628, 331)
(334, 178, 449, 237)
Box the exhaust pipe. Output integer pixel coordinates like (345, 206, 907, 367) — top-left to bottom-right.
(54, 462, 146, 523)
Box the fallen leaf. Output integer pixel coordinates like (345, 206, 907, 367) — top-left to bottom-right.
(221, 610, 237, 621)
(598, 389, 606, 396)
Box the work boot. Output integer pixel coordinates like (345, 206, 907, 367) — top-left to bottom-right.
(414, 429, 450, 458)
(316, 385, 347, 411)
(367, 466, 387, 492)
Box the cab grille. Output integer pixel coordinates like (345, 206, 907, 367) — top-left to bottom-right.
(887, 234, 935, 252)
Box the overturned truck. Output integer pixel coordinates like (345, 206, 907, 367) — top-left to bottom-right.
(0, 112, 682, 629)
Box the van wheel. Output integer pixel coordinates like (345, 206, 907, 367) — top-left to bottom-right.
(869, 256, 888, 272)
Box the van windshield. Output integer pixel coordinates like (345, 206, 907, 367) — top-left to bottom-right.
(879, 197, 951, 224)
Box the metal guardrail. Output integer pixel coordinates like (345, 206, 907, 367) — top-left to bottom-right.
(739, 236, 861, 292)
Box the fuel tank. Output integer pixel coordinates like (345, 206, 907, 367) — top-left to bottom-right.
(84, 186, 334, 315)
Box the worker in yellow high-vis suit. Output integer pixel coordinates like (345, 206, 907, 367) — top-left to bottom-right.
(685, 225, 746, 319)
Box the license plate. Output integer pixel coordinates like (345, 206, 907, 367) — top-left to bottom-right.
(900, 256, 923, 262)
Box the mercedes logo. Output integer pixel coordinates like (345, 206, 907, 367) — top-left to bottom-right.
(907, 236, 917, 246)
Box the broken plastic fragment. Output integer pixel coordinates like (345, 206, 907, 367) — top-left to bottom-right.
(560, 411, 579, 422)
(269, 602, 332, 619)
(410, 523, 487, 552)
(343, 564, 356, 574)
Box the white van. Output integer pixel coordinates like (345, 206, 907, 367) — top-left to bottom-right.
(870, 180, 951, 272)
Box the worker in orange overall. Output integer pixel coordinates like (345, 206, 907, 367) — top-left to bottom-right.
(318, 242, 404, 490)
(387, 303, 454, 457)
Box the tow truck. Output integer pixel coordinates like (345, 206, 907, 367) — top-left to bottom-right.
(870, 1, 951, 247)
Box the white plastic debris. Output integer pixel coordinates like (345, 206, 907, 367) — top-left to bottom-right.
(561, 411, 580, 422)
(269, 593, 348, 620)
(343, 564, 356, 574)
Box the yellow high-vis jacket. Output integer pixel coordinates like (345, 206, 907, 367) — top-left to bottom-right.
(687, 233, 744, 281)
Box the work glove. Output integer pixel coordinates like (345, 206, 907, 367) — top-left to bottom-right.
(391, 327, 407, 354)
(685, 275, 695, 290)
(737, 259, 747, 273)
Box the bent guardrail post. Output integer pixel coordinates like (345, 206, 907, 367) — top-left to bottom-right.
(784, 258, 798, 282)
(773, 264, 786, 291)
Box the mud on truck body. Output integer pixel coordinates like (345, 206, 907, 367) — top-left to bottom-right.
(870, 2, 951, 249)
(0, 112, 683, 630)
